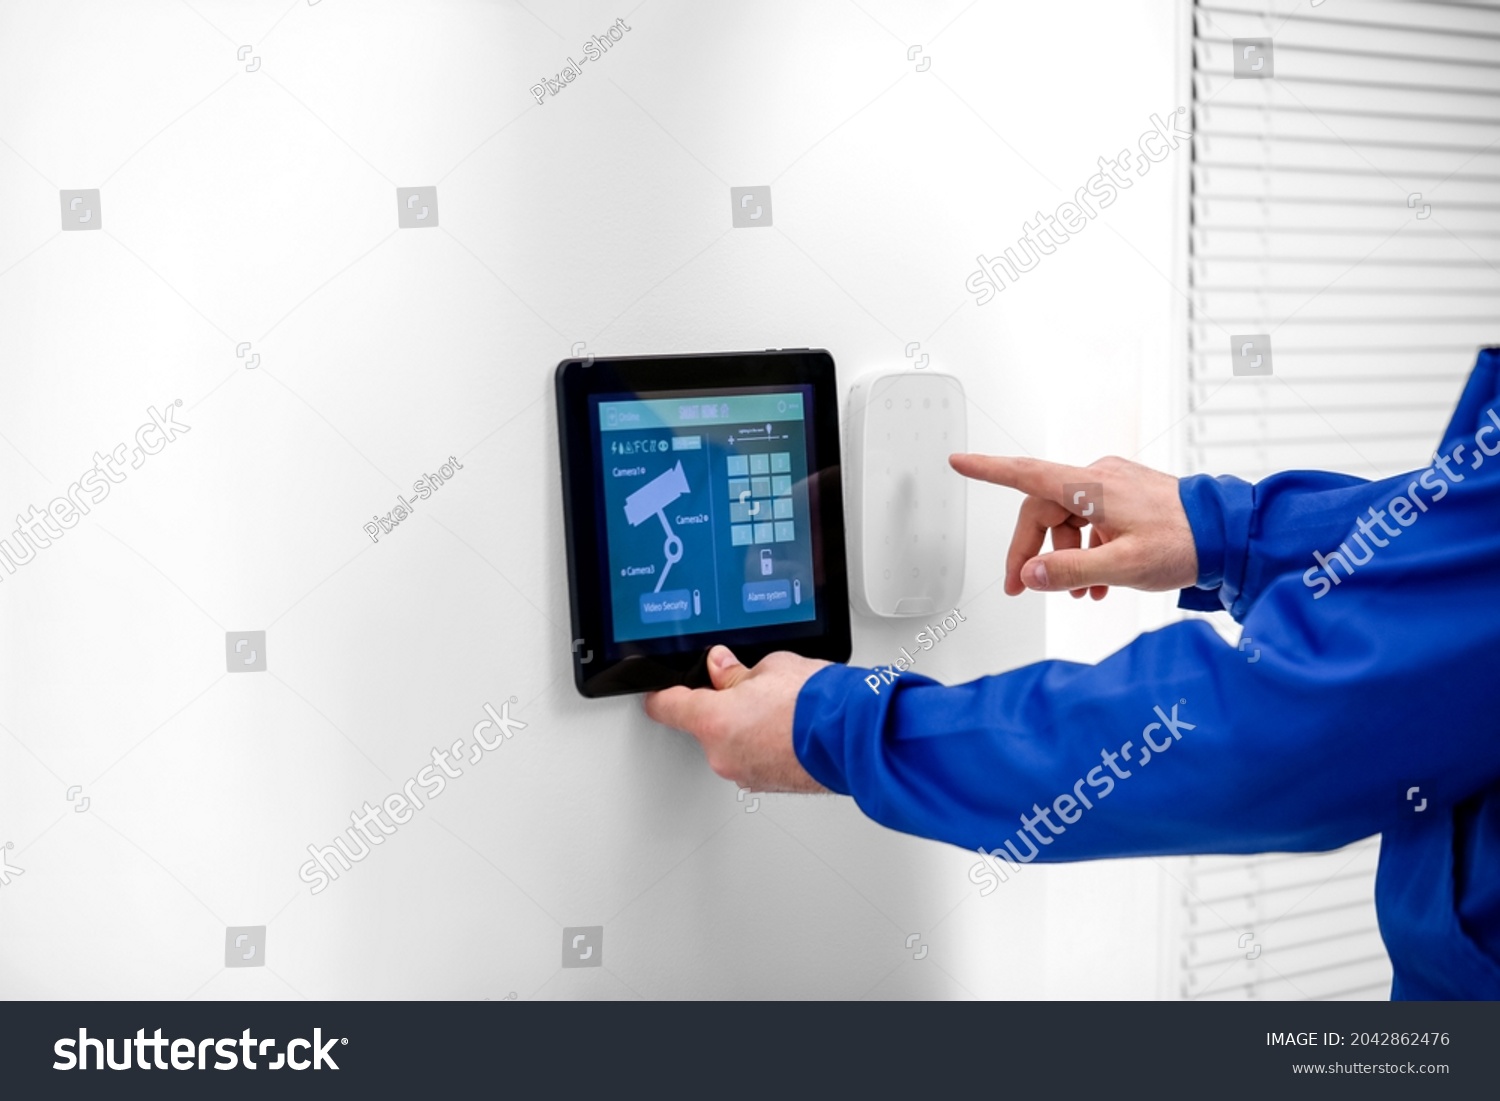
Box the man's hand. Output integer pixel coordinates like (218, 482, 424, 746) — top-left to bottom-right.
(949, 453, 1197, 599)
(644, 646, 830, 792)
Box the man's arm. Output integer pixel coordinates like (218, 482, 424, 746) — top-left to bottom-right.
(650, 397, 1500, 858)
(651, 463, 1500, 856)
(1185, 348, 1500, 618)
(792, 554, 1498, 862)
(1177, 468, 1390, 619)
(769, 455, 1500, 858)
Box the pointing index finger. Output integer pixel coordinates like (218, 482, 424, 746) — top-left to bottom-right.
(949, 453, 1095, 504)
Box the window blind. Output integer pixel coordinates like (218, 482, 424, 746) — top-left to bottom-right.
(1177, 840, 1389, 999)
(1189, 0, 1500, 482)
(1178, 0, 1500, 1000)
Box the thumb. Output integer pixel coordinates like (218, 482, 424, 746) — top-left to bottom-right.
(1021, 544, 1129, 592)
(707, 645, 752, 690)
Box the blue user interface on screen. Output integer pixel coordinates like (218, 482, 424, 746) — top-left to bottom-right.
(595, 389, 818, 644)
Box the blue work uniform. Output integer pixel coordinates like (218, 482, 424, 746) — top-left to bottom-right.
(793, 347, 1500, 999)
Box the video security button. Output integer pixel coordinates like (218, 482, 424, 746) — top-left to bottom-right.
(743, 579, 792, 614)
(641, 589, 693, 624)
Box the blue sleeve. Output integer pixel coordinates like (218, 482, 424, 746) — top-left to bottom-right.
(794, 349, 1500, 861)
(1179, 347, 1500, 621)
(1175, 470, 1370, 619)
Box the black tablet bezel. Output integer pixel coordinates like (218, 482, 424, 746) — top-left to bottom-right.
(557, 349, 851, 698)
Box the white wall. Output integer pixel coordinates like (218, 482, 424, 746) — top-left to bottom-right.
(0, 0, 1183, 999)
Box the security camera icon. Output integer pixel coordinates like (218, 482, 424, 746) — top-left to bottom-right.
(624, 461, 690, 591)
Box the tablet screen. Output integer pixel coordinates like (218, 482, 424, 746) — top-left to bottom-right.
(557, 349, 849, 697)
(594, 387, 818, 644)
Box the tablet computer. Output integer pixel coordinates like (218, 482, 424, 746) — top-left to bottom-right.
(556, 349, 851, 697)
